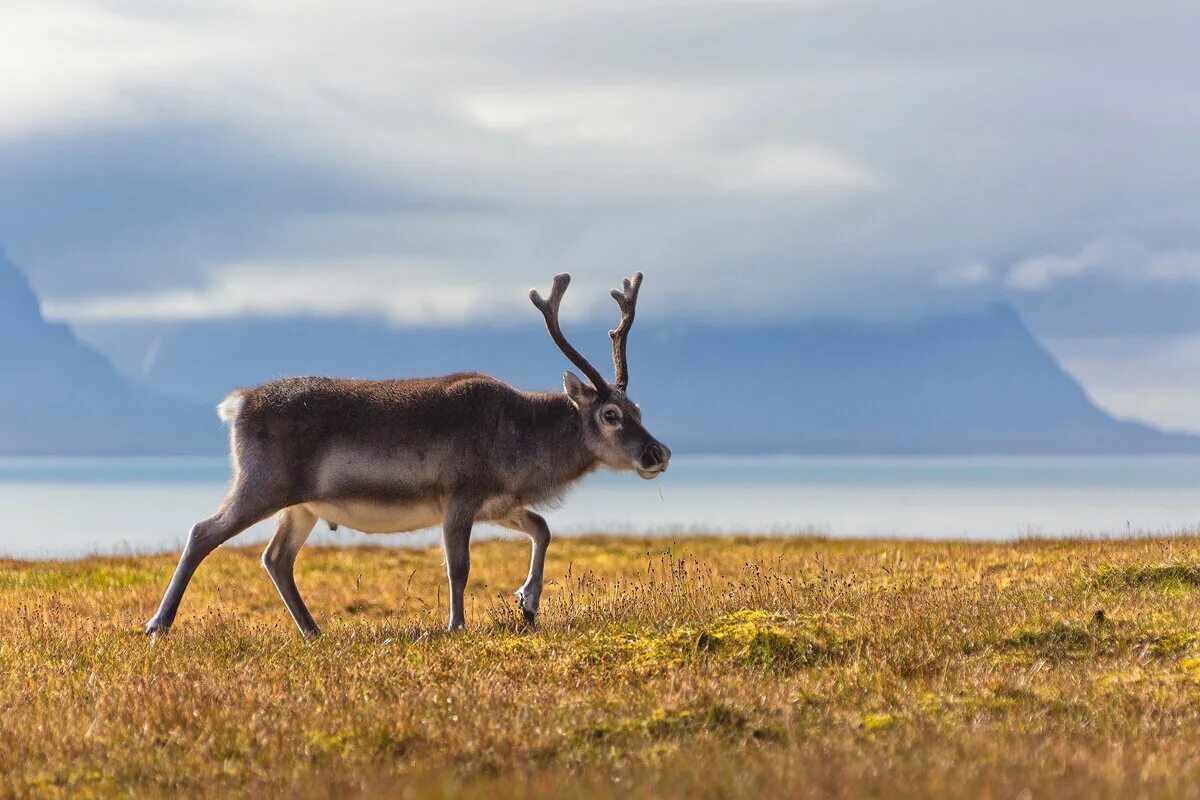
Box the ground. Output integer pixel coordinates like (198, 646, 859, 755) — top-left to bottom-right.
(3, 534, 1200, 798)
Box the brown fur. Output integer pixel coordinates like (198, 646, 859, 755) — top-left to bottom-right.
(228, 373, 596, 510)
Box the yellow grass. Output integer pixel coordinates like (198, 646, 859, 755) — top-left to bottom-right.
(4, 534, 1200, 798)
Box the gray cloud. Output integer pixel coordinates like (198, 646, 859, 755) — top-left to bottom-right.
(1048, 332, 1200, 433)
(2, 1, 1200, 424)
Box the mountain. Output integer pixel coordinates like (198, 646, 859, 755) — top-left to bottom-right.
(76, 302, 1200, 455)
(0, 250, 221, 454)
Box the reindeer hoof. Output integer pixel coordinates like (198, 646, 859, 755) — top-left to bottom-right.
(514, 588, 539, 626)
(144, 618, 169, 640)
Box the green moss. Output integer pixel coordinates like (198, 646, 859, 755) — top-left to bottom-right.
(578, 610, 844, 673)
(862, 713, 897, 732)
(303, 730, 351, 762)
(1094, 564, 1200, 593)
(0, 563, 156, 591)
(577, 702, 753, 745)
(480, 635, 553, 660)
(987, 684, 1041, 708)
(1146, 631, 1200, 658)
(689, 610, 825, 667)
(1000, 617, 1200, 663)
(1003, 620, 1098, 660)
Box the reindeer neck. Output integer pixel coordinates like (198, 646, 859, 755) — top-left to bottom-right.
(520, 392, 599, 488)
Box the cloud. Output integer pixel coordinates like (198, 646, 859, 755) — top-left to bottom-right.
(1007, 240, 1200, 292)
(2, 0, 1200, 337)
(1142, 249, 1200, 284)
(1007, 242, 1109, 291)
(10, 1, 1200, 435)
(456, 87, 712, 148)
(1047, 332, 1200, 433)
(0, 5, 202, 138)
(41, 260, 532, 325)
(729, 143, 877, 192)
(935, 262, 992, 288)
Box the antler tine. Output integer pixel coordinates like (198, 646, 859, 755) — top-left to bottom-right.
(530, 273, 611, 395)
(608, 271, 643, 392)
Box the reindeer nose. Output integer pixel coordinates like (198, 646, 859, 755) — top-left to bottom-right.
(641, 442, 670, 471)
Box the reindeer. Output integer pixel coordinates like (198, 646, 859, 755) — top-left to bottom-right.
(145, 272, 670, 638)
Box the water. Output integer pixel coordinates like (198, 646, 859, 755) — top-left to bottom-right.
(0, 455, 1198, 559)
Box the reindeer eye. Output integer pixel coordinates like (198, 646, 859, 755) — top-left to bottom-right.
(602, 408, 620, 424)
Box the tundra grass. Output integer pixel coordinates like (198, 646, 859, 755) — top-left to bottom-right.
(4, 534, 1200, 798)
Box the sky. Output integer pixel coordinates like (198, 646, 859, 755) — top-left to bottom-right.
(2, 1, 1199, 430)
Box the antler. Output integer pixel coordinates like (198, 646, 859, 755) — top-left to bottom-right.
(530, 273, 611, 396)
(608, 272, 643, 392)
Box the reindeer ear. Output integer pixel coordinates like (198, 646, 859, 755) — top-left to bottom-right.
(563, 371, 599, 409)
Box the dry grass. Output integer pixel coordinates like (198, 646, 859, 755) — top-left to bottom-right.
(4, 534, 1200, 798)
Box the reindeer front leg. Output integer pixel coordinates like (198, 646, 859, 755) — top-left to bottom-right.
(441, 498, 479, 631)
(499, 508, 552, 625)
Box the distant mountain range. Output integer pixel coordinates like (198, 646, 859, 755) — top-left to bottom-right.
(5, 249, 1199, 454)
(0, 250, 218, 454)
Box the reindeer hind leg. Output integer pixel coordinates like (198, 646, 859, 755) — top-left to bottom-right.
(145, 479, 281, 637)
(262, 506, 321, 638)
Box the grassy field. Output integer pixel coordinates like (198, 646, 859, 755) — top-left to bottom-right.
(4, 534, 1200, 798)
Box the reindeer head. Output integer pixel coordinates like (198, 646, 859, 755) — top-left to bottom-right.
(530, 272, 671, 479)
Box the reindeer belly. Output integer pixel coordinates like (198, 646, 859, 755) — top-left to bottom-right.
(302, 500, 442, 534)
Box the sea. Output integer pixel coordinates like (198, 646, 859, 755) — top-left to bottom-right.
(0, 455, 1198, 559)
